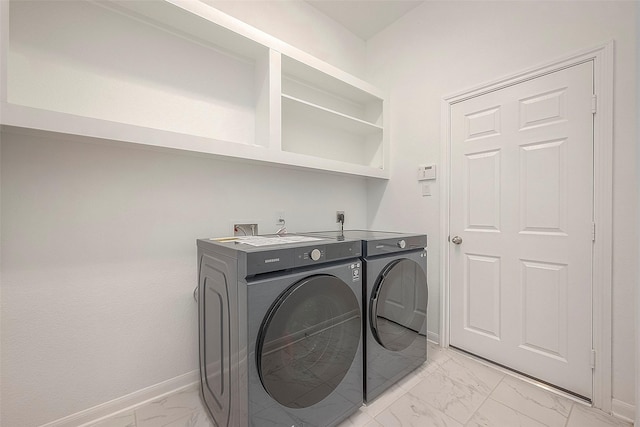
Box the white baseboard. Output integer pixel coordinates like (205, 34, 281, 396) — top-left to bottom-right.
(427, 331, 440, 345)
(40, 370, 200, 427)
(611, 398, 635, 423)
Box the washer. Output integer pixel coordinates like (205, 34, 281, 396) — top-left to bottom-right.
(302, 230, 428, 403)
(196, 235, 364, 427)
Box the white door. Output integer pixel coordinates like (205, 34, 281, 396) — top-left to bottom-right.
(449, 61, 594, 399)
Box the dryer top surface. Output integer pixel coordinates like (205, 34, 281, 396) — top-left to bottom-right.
(301, 230, 427, 257)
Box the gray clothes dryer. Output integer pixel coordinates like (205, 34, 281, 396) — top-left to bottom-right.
(302, 230, 428, 403)
(196, 235, 364, 427)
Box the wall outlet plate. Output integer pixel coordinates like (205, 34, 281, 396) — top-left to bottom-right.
(234, 223, 258, 236)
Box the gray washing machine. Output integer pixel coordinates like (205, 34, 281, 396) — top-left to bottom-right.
(196, 235, 364, 427)
(302, 230, 428, 403)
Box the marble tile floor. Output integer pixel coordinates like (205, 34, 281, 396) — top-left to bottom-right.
(86, 344, 632, 427)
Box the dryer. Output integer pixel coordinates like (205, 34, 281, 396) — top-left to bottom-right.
(196, 235, 363, 426)
(303, 230, 428, 403)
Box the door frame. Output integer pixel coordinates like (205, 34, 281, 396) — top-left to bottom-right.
(439, 42, 614, 411)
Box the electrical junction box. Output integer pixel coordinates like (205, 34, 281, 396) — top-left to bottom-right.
(418, 164, 436, 181)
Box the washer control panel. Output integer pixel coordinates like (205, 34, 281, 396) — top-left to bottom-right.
(309, 248, 322, 261)
(294, 240, 361, 267)
(203, 237, 362, 277)
(301, 247, 325, 262)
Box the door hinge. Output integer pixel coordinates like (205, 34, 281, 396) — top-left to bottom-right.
(590, 349, 596, 369)
(592, 222, 596, 241)
(591, 94, 597, 114)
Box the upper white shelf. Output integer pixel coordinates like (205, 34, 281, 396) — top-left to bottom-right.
(282, 95, 383, 136)
(281, 54, 384, 105)
(98, 0, 266, 61)
(0, 0, 389, 179)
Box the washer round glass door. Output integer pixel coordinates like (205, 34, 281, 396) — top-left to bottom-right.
(257, 274, 361, 408)
(370, 258, 428, 351)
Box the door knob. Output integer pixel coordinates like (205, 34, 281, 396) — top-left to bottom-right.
(451, 236, 463, 245)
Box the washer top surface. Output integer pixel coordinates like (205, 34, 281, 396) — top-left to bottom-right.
(197, 233, 363, 276)
(302, 230, 427, 257)
(200, 233, 325, 250)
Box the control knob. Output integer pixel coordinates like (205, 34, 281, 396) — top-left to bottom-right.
(310, 248, 322, 261)
(397, 239, 406, 249)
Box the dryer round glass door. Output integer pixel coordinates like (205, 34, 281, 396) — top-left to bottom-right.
(370, 259, 428, 351)
(256, 274, 361, 409)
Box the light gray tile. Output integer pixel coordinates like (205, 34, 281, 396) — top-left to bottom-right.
(336, 408, 377, 427)
(428, 342, 452, 366)
(362, 382, 407, 417)
(406, 370, 488, 424)
(87, 412, 136, 427)
(394, 367, 433, 393)
(466, 398, 549, 427)
(161, 410, 213, 427)
(136, 388, 203, 427)
(374, 392, 462, 427)
(437, 352, 504, 395)
(491, 376, 573, 427)
(566, 403, 633, 427)
(408, 359, 441, 382)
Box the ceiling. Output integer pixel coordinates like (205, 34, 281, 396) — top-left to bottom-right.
(304, 0, 424, 40)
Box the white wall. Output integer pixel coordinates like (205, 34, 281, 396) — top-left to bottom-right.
(0, 2, 370, 425)
(202, 0, 366, 78)
(636, 3, 640, 425)
(3, 1, 636, 425)
(0, 130, 368, 427)
(366, 0, 637, 412)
